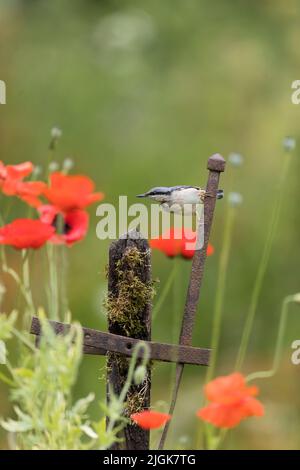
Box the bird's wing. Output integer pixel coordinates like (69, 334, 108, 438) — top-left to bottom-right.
(137, 186, 200, 198)
(169, 185, 200, 191)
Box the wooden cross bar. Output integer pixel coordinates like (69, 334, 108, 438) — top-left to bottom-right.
(30, 317, 211, 366)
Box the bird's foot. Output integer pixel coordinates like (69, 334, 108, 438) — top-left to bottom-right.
(199, 189, 206, 203)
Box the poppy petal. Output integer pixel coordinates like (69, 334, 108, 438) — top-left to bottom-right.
(131, 410, 171, 430)
(197, 403, 245, 428)
(43, 172, 104, 211)
(198, 372, 264, 429)
(63, 210, 89, 246)
(6, 162, 34, 180)
(0, 219, 55, 250)
(151, 227, 214, 260)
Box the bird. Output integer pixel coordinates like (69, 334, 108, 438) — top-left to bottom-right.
(137, 185, 223, 214)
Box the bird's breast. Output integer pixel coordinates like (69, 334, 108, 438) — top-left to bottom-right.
(171, 188, 200, 205)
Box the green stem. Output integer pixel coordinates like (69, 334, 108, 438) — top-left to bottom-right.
(214, 294, 298, 450)
(206, 207, 236, 383)
(152, 262, 178, 321)
(235, 151, 292, 371)
(5, 358, 22, 387)
(200, 207, 236, 450)
(172, 258, 181, 345)
(106, 342, 150, 435)
(2, 262, 33, 313)
(47, 244, 59, 320)
(22, 250, 35, 321)
(12, 326, 36, 352)
(246, 295, 296, 382)
(59, 246, 69, 322)
(119, 342, 150, 403)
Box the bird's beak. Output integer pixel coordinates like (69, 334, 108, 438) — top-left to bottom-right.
(136, 194, 146, 198)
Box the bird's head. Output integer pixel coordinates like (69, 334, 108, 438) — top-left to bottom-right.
(136, 187, 172, 202)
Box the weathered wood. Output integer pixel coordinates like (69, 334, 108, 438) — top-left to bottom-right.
(107, 231, 152, 450)
(30, 316, 210, 365)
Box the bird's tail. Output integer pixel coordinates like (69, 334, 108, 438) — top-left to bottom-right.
(217, 189, 224, 200)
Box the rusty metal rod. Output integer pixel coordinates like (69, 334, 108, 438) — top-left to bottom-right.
(158, 154, 226, 450)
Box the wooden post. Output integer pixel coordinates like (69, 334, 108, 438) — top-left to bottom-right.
(106, 231, 152, 450)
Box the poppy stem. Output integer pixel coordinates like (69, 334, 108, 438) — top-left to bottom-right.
(21, 250, 35, 324)
(47, 244, 59, 320)
(106, 342, 150, 438)
(200, 205, 236, 450)
(206, 206, 236, 383)
(235, 149, 293, 371)
(172, 258, 182, 344)
(11, 326, 36, 352)
(59, 245, 69, 322)
(1, 252, 35, 317)
(152, 262, 178, 321)
(246, 295, 298, 382)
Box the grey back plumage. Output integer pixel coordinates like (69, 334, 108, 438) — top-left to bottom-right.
(137, 185, 200, 198)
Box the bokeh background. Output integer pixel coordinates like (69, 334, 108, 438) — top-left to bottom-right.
(1, 0, 300, 450)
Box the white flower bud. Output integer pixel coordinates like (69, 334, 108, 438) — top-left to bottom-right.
(63, 158, 74, 171)
(48, 161, 59, 172)
(283, 136, 296, 151)
(51, 127, 62, 139)
(228, 192, 243, 207)
(228, 152, 243, 167)
(32, 165, 42, 178)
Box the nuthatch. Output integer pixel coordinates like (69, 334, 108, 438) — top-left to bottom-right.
(137, 185, 223, 214)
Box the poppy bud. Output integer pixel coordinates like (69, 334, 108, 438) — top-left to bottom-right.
(32, 165, 42, 178)
(292, 293, 300, 303)
(48, 161, 59, 173)
(51, 126, 62, 139)
(134, 365, 147, 385)
(63, 158, 74, 172)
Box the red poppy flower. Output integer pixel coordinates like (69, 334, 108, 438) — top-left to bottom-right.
(43, 172, 104, 212)
(3, 180, 46, 208)
(0, 161, 33, 180)
(197, 373, 264, 429)
(150, 228, 214, 260)
(38, 205, 89, 246)
(0, 219, 55, 249)
(0, 161, 45, 207)
(131, 410, 171, 430)
(206, 243, 214, 257)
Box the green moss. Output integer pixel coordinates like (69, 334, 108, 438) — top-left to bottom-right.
(107, 353, 152, 418)
(105, 247, 156, 336)
(125, 381, 150, 418)
(108, 352, 130, 379)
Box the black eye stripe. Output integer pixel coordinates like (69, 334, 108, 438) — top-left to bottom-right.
(148, 191, 171, 196)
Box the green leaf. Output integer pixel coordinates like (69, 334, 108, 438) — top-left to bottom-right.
(0, 340, 7, 364)
(14, 368, 34, 378)
(0, 311, 17, 341)
(1, 419, 33, 433)
(0, 369, 15, 387)
(80, 425, 98, 439)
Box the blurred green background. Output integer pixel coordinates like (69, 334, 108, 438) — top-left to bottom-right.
(1, 0, 300, 450)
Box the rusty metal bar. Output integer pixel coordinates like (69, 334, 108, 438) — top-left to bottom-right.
(30, 316, 211, 366)
(158, 153, 226, 449)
